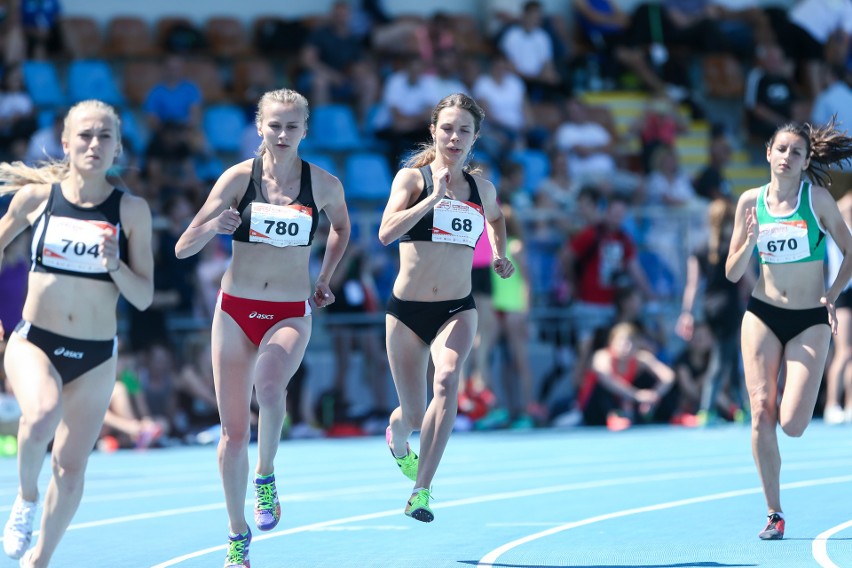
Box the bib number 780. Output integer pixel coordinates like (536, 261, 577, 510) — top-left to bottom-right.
(263, 220, 300, 236)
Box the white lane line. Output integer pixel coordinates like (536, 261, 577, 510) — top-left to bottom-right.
(477, 474, 852, 567)
(813, 519, 852, 568)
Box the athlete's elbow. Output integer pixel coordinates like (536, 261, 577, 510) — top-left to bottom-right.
(378, 228, 395, 247)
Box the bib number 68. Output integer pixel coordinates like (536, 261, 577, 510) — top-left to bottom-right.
(451, 218, 473, 232)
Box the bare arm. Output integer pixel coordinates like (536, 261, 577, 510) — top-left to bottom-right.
(312, 171, 351, 308)
(636, 349, 676, 397)
(108, 195, 154, 310)
(478, 178, 514, 279)
(378, 167, 443, 246)
(726, 188, 759, 282)
(0, 184, 50, 270)
(175, 163, 248, 259)
(676, 254, 701, 340)
(816, 186, 852, 303)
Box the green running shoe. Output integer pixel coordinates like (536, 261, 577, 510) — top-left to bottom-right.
(405, 488, 434, 523)
(224, 528, 251, 568)
(386, 426, 418, 481)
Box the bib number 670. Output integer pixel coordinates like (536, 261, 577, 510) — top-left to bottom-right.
(766, 238, 797, 252)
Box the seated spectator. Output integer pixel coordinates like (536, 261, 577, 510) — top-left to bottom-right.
(472, 51, 531, 164)
(0, 65, 36, 161)
(143, 55, 203, 130)
(553, 98, 619, 185)
(629, 94, 688, 173)
(576, 322, 676, 429)
(297, 0, 380, 121)
(671, 321, 717, 426)
(572, 0, 631, 85)
(143, 121, 205, 208)
(373, 56, 439, 167)
(744, 43, 798, 155)
(692, 124, 734, 201)
(498, 0, 569, 102)
(811, 64, 852, 129)
(23, 111, 63, 164)
(431, 48, 469, 99)
(641, 143, 695, 206)
(19, 0, 64, 60)
(176, 332, 224, 442)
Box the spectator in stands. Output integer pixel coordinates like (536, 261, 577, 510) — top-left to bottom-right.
(0, 65, 35, 161)
(575, 322, 676, 429)
(498, 0, 569, 102)
(572, 0, 631, 84)
(176, 331, 226, 441)
(431, 48, 469, 99)
(100, 350, 164, 451)
(641, 143, 695, 207)
(143, 121, 205, 209)
(175, 88, 350, 566)
(297, 0, 380, 122)
(629, 94, 688, 173)
(677, 197, 750, 423)
(374, 56, 439, 168)
(472, 51, 531, 165)
(671, 320, 717, 425)
(811, 64, 852, 129)
(0, 219, 27, 336)
(553, 97, 619, 186)
(764, 0, 852, 99)
(744, 43, 798, 155)
(692, 124, 734, 201)
(19, 0, 63, 60)
(143, 55, 203, 130)
(0, 100, 154, 566)
(23, 111, 63, 164)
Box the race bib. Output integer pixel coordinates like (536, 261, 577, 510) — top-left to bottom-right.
(249, 202, 312, 247)
(41, 216, 116, 273)
(757, 221, 809, 263)
(431, 199, 484, 247)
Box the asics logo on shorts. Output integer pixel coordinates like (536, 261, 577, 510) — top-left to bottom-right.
(53, 347, 84, 359)
(249, 311, 274, 320)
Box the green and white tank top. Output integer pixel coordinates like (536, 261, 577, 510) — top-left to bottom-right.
(756, 181, 825, 264)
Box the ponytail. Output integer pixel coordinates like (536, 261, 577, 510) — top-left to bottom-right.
(769, 117, 852, 187)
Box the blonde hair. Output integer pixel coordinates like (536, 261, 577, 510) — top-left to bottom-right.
(0, 100, 122, 195)
(254, 88, 310, 156)
(403, 92, 484, 175)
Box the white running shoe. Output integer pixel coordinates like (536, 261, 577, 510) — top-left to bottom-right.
(824, 405, 845, 425)
(3, 496, 37, 560)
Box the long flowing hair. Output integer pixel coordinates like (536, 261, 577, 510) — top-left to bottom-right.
(403, 92, 484, 175)
(0, 100, 122, 195)
(768, 116, 852, 187)
(707, 197, 735, 264)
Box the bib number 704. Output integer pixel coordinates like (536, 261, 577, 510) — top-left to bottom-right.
(61, 239, 99, 257)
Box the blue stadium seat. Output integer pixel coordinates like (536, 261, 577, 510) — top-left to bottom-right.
(22, 61, 66, 107)
(343, 152, 393, 202)
(509, 148, 550, 194)
(306, 104, 361, 152)
(119, 110, 148, 154)
(301, 152, 339, 179)
(203, 104, 248, 153)
(67, 60, 125, 106)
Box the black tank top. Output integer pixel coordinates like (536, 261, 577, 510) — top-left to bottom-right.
(232, 157, 318, 246)
(399, 165, 484, 247)
(31, 184, 128, 282)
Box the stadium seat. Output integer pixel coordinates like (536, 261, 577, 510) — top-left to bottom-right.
(183, 57, 226, 103)
(60, 16, 103, 59)
(119, 109, 148, 154)
(232, 58, 276, 105)
(204, 16, 253, 58)
(203, 104, 248, 153)
(21, 61, 66, 107)
(509, 148, 551, 194)
(67, 60, 125, 106)
(105, 16, 159, 58)
(306, 104, 361, 152)
(301, 152, 339, 179)
(343, 152, 393, 202)
(122, 61, 162, 107)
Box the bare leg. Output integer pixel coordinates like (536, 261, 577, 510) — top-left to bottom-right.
(385, 315, 429, 457)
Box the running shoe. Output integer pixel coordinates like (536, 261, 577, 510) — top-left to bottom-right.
(254, 474, 281, 531)
(758, 512, 785, 540)
(3, 496, 37, 560)
(18, 549, 32, 568)
(404, 488, 434, 523)
(224, 529, 251, 567)
(386, 426, 418, 481)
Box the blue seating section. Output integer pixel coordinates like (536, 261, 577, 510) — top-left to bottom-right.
(344, 152, 393, 202)
(22, 61, 66, 107)
(304, 104, 361, 152)
(68, 60, 125, 106)
(203, 104, 247, 153)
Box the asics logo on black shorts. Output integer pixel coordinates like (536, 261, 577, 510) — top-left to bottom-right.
(53, 347, 84, 359)
(249, 312, 274, 320)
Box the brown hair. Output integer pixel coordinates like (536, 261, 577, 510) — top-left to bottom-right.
(768, 116, 852, 187)
(403, 92, 485, 174)
(707, 197, 735, 264)
(0, 100, 122, 194)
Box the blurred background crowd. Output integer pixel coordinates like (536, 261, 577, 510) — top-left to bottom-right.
(2, 0, 852, 452)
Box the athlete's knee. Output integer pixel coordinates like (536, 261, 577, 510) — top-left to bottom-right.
(432, 367, 461, 399)
(779, 416, 808, 437)
(51, 454, 87, 492)
(254, 378, 286, 408)
(749, 402, 777, 430)
(21, 406, 62, 444)
(218, 422, 251, 451)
